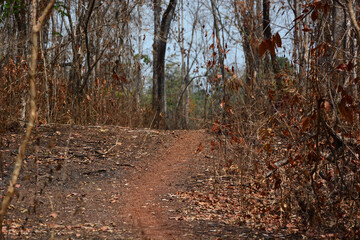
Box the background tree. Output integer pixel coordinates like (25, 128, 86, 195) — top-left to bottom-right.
(152, 0, 177, 129)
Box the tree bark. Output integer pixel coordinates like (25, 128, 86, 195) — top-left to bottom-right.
(263, 0, 281, 80)
(152, 0, 177, 129)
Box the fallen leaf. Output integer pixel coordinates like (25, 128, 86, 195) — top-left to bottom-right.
(196, 143, 203, 153)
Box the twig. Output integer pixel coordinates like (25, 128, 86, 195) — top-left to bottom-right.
(0, 0, 55, 237)
(347, 0, 360, 42)
(265, 159, 289, 178)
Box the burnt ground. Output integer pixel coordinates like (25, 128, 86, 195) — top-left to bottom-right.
(0, 125, 278, 239)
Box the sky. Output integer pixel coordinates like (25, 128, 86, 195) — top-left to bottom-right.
(133, 0, 295, 86)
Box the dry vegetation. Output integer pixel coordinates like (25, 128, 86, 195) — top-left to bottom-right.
(0, 0, 360, 239)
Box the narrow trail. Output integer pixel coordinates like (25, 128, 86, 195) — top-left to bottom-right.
(123, 130, 206, 239)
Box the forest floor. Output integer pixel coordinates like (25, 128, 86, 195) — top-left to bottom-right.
(0, 125, 300, 239)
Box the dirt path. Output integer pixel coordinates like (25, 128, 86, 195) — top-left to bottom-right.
(0, 126, 212, 239)
(123, 130, 205, 239)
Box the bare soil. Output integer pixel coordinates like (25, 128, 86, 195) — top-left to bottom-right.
(0, 125, 269, 239)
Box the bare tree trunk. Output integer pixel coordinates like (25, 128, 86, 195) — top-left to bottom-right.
(152, 0, 177, 129)
(135, 3, 144, 117)
(152, 0, 161, 125)
(210, 0, 226, 106)
(234, 0, 261, 100)
(263, 0, 280, 81)
(180, 0, 189, 128)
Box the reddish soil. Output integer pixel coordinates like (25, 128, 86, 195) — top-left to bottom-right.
(0, 125, 206, 239)
(122, 130, 206, 239)
(0, 125, 276, 239)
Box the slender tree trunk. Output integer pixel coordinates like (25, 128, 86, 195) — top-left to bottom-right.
(234, 0, 260, 100)
(210, 0, 226, 107)
(152, 0, 161, 125)
(263, 0, 280, 81)
(136, 3, 143, 117)
(152, 0, 177, 129)
(0, 0, 55, 236)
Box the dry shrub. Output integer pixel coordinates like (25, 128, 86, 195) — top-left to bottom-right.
(0, 59, 150, 128)
(214, 66, 360, 237)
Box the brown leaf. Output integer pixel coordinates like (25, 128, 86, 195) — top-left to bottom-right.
(274, 32, 282, 48)
(347, 61, 354, 71)
(112, 73, 119, 80)
(300, 116, 311, 131)
(323, 100, 331, 112)
(263, 142, 273, 153)
(338, 104, 353, 122)
(258, 41, 267, 57)
(268, 40, 276, 56)
(196, 143, 203, 153)
(311, 10, 318, 22)
(220, 99, 225, 108)
(335, 63, 347, 71)
(302, 25, 312, 32)
(120, 75, 127, 83)
(268, 89, 275, 101)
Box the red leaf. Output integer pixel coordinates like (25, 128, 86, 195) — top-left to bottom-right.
(311, 10, 318, 22)
(338, 103, 353, 122)
(120, 75, 127, 83)
(258, 41, 267, 57)
(343, 94, 353, 104)
(322, 3, 329, 15)
(112, 73, 119, 80)
(268, 40, 276, 56)
(313, 0, 322, 8)
(347, 61, 354, 71)
(335, 63, 347, 71)
(196, 143, 203, 153)
(274, 32, 282, 48)
(268, 89, 275, 101)
(301, 116, 311, 131)
(302, 25, 312, 32)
